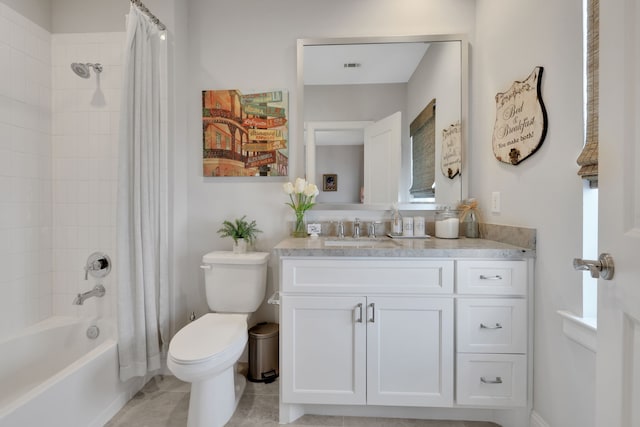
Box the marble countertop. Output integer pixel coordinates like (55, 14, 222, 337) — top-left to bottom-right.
(273, 236, 535, 259)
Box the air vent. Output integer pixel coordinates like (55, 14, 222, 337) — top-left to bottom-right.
(343, 63, 361, 68)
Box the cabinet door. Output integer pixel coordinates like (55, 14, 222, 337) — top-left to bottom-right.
(281, 295, 366, 405)
(366, 296, 454, 407)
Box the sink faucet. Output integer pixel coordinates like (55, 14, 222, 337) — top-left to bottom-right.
(368, 222, 376, 238)
(73, 284, 106, 305)
(353, 218, 361, 238)
(336, 221, 345, 239)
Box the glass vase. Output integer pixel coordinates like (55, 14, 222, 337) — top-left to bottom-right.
(292, 210, 307, 238)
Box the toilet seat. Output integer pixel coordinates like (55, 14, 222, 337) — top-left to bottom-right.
(168, 313, 248, 365)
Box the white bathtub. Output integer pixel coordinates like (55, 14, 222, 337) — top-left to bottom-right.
(0, 316, 135, 427)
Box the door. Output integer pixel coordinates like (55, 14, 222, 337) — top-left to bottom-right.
(364, 111, 401, 204)
(280, 295, 367, 405)
(366, 296, 454, 407)
(597, 0, 640, 425)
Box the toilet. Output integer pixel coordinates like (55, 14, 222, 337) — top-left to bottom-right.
(167, 251, 270, 427)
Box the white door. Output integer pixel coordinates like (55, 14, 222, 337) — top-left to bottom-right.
(364, 111, 401, 204)
(366, 296, 454, 407)
(597, 0, 640, 425)
(280, 295, 367, 405)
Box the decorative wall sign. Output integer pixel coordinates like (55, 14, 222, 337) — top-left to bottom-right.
(492, 67, 547, 165)
(202, 90, 288, 176)
(441, 121, 461, 179)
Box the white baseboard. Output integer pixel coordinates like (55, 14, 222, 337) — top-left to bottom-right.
(531, 410, 551, 427)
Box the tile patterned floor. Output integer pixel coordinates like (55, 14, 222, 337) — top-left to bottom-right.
(105, 374, 500, 427)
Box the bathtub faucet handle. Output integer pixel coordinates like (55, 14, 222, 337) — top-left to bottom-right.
(84, 252, 111, 280)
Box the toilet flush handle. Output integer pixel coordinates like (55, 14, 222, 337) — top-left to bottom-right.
(200, 265, 211, 270)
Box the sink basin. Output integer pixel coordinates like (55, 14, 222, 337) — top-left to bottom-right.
(323, 237, 399, 248)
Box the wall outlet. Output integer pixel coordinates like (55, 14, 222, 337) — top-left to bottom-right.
(491, 191, 501, 213)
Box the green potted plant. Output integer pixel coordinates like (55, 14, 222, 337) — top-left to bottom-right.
(217, 215, 262, 253)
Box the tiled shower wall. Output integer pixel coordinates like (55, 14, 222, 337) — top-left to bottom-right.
(51, 32, 124, 319)
(0, 2, 124, 341)
(0, 4, 52, 340)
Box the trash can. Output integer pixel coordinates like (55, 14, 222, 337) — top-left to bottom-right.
(248, 322, 279, 383)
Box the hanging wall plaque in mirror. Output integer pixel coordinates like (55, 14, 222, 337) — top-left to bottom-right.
(298, 35, 468, 210)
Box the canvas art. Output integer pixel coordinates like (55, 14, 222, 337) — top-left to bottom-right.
(202, 90, 289, 177)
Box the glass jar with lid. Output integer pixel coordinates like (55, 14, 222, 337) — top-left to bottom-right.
(435, 207, 460, 239)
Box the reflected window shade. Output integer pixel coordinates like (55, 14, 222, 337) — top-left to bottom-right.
(410, 99, 436, 198)
(577, 0, 599, 188)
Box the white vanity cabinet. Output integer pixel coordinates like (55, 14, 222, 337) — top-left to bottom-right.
(276, 247, 533, 426)
(455, 260, 529, 407)
(280, 258, 455, 407)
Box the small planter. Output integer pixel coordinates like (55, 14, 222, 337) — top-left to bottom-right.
(233, 239, 248, 254)
(217, 216, 261, 253)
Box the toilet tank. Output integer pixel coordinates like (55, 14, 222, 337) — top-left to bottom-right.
(201, 251, 270, 313)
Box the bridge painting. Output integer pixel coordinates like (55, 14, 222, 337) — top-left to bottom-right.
(202, 89, 289, 177)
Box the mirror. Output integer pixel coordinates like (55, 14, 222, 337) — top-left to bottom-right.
(298, 35, 468, 210)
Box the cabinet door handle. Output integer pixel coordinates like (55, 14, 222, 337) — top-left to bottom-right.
(480, 376, 503, 384)
(479, 274, 502, 280)
(480, 323, 503, 329)
(354, 303, 363, 323)
(368, 303, 375, 323)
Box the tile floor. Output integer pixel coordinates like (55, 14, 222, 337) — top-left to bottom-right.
(105, 374, 500, 427)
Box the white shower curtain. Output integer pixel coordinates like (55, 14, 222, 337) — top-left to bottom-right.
(117, 4, 169, 382)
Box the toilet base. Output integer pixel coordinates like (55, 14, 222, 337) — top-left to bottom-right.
(186, 364, 246, 427)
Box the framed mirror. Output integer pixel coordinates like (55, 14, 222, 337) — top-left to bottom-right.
(297, 34, 468, 210)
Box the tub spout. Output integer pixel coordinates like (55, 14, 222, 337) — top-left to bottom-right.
(73, 284, 106, 305)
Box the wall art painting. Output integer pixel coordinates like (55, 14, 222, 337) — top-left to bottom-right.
(202, 90, 289, 177)
(492, 67, 547, 165)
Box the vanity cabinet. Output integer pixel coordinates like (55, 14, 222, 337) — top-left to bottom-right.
(277, 252, 532, 424)
(280, 258, 454, 407)
(455, 260, 528, 407)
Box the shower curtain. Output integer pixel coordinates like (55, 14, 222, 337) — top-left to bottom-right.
(116, 4, 169, 382)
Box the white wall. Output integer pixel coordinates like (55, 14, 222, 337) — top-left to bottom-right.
(0, 3, 52, 340)
(472, 1, 595, 426)
(50, 31, 124, 319)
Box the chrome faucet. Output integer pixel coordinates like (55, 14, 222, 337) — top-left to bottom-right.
(73, 284, 106, 305)
(336, 221, 345, 239)
(368, 222, 376, 238)
(353, 218, 361, 238)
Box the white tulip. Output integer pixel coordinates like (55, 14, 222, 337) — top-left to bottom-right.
(304, 183, 319, 197)
(294, 177, 306, 193)
(283, 182, 294, 194)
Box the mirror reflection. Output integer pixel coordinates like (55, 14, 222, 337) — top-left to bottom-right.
(300, 35, 467, 209)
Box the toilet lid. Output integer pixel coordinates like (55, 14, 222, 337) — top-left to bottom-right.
(169, 313, 247, 364)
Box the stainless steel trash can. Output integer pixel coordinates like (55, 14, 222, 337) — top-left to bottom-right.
(248, 322, 279, 383)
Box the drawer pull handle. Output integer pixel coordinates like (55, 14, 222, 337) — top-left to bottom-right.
(480, 323, 503, 329)
(354, 303, 363, 323)
(368, 303, 375, 323)
(479, 274, 503, 280)
(481, 376, 503, 384)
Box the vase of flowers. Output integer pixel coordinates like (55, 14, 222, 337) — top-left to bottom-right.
(284, 177, 319, 237)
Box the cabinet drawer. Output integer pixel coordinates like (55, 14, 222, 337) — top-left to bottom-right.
(456, 260, 527, 295)
(282, 258, 454, 294)
(457, 298, 527, 354)
(456, 353, 526, 407)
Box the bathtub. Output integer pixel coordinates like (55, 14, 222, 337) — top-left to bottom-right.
(0, 316, 135, 427)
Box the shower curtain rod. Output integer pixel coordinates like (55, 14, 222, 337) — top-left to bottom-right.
(130, 0, 166, 31)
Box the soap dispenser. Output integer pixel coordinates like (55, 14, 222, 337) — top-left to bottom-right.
(390, 204, 403, 236)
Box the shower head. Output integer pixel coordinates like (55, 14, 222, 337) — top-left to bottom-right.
(70, 62, 103, 79)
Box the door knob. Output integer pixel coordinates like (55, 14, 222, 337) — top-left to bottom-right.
(573, 253, 615, 280)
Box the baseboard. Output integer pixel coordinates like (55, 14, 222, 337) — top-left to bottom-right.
(530, 410, 551, 427)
